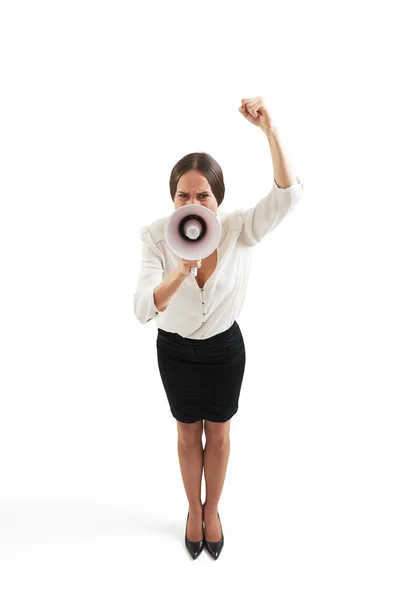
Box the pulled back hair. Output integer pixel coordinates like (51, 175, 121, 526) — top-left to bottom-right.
(169, 152, 225, 207)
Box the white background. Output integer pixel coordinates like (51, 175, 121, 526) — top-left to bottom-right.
(1, 0, 399, 597)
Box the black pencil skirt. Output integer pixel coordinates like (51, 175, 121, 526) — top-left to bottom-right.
(156, 320, 246, 423)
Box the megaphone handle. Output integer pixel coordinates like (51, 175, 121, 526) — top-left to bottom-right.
(190, 266, 197, 276)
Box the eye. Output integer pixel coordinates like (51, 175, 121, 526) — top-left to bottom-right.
(178, 193, 209, 198)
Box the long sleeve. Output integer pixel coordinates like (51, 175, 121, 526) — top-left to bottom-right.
(237, 177, 303, 246)
(133, 226, 168, 324)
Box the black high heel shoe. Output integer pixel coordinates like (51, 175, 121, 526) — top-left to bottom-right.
(203, 508, 224, 560)
(185, 511, 204, 560)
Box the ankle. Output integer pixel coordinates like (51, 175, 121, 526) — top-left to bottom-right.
(188, 502, 203, 514)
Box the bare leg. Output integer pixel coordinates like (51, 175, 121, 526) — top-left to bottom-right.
(176, 419, 204, 542)
(203, 419, 231, 541)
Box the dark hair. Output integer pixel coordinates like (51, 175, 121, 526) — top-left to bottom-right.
(169, 152, 225, 207)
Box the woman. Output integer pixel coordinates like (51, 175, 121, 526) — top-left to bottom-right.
(133, 96, 303, 560)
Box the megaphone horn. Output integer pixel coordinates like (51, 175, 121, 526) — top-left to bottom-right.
(164, 204, 221, 277)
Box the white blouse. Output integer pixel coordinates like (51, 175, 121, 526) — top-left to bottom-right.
(133, 177, 304, 339)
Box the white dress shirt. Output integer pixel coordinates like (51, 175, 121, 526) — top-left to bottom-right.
(133, 177, 304, 339)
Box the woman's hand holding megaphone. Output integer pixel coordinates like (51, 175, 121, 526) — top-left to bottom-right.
(177, 258, 202, 278)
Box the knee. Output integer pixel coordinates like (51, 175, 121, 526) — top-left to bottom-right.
(177, 420, 204, 447)
(207, 433, 229, 449)
(204, 420, 230, 448)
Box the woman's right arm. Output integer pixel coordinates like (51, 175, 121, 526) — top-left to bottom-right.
(153, 267, 187, 312)
(133, 226, 201, 324)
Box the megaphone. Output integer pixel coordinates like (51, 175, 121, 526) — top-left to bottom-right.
(164, 204, 221, 277)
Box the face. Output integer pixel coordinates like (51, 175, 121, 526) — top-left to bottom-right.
(173, 170, 219, 216)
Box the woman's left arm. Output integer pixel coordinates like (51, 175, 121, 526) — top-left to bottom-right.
(263, 125, 299, 190)
(239, 96, 300, 189)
